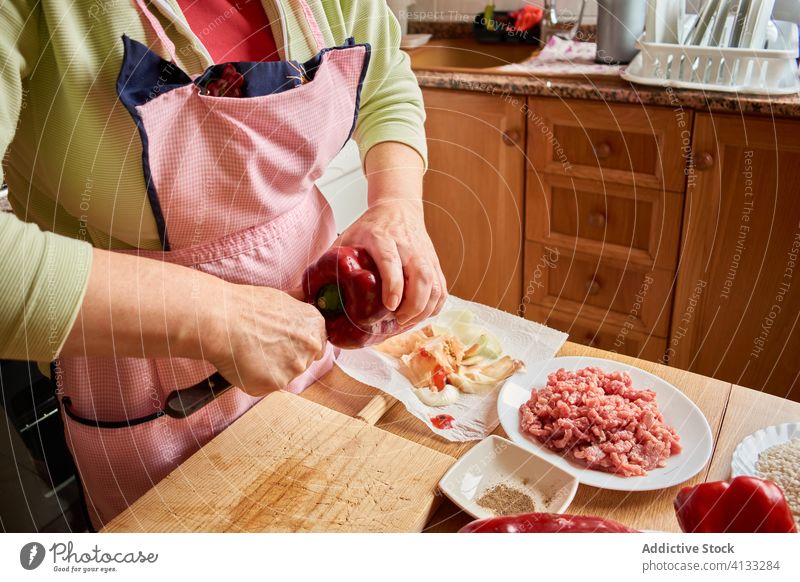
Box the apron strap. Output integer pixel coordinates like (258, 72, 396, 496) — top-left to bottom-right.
(292, 0, 326, 54)
(61, 396, 165, 429)
(131, 0, 178, 62)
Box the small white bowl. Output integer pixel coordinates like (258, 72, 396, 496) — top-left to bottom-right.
(732, 422, 800, 478)
(438, 435, 578, 520)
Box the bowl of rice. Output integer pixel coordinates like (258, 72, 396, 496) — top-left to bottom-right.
(732, 422, 800, 529)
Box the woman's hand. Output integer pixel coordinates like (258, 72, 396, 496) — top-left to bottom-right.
(62, 249, 327, 396)
(338, 199, 446, 326)
(340, 142, 447, 326)
(203, 285, 328, 396)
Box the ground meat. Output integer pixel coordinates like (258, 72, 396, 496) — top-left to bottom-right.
(519, 367, 681, 476)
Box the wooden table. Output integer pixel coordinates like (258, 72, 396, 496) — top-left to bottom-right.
(300, 341, 800, 532)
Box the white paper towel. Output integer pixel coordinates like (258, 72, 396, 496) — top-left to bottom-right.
(335, 296, 568, 442)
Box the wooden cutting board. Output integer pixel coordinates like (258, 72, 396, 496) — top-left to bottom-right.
(103, 391, 455, 532)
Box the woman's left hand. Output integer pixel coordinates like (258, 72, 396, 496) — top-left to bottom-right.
(337, 198, 447, 327)
(337, 142, 447, 327)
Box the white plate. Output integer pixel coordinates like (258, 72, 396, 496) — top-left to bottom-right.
(647, 0, 684, 44)
(497, 356, 713, 491)
(740, 0, 763, 47)
(731, 422, 800, 477)
(687, 0, 722, 45)
(438, 435, 578, 519)
(730, 0, 752, 47)
(749, 0, 776, 49)
(665, 0, 686, 45)
(400, 33, 432, 49)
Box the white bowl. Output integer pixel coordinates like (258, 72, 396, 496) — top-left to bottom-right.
(438, 435, 578, 520)
(732, 422, 800, 478)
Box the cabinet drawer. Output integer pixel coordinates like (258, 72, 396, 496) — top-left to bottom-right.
(524, 305, 667, 363)
(527, 99, 690, 192)
(526, 174, 683, 270)
(523, 242, 674, 336)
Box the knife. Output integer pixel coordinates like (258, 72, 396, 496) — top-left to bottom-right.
(164, 373, 233, 418)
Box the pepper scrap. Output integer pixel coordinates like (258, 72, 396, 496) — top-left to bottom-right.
(431, 414, 455, 430)
(459, 513, 637, 533)
(674, 476, 798, 533)
(302, 246, 401, 349)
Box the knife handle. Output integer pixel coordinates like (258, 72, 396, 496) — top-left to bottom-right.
(164, 372, 232, 418)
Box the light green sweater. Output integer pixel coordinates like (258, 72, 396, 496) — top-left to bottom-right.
(0, 0, 426, 362)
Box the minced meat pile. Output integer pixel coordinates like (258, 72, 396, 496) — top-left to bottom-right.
(520, 367, 682, 476)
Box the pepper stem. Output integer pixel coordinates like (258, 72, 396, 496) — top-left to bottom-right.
(317, 284, 344, 314)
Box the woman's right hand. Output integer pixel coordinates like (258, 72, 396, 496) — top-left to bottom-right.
(62, 249, 327, 396)
(202, 284, 328, 396)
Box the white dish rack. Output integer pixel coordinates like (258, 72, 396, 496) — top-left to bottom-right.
(623, 20, 800, 94)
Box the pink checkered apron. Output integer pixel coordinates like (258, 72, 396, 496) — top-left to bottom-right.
(53, 0, 371, 528)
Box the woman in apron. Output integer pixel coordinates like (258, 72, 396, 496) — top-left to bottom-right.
(0, 0, 445, 529)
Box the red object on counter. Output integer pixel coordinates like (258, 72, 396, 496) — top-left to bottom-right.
(302, 246, 401, 349)
(509, 5, 544, 32)
(459, 513, 637, 533)
(674, 476, 797, 533)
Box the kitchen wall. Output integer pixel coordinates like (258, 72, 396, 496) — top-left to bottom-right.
(404, 0, 707, 25)
(316, 141, 368, 232)
(407, 0, 598, 23)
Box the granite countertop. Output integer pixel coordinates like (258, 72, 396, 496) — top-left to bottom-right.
(413, 69, 800, 117)
(407, 21, 800, 118)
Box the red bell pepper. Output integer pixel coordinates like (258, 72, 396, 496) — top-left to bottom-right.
(204, 63, 245, 97)
(302, 246, 400, 349)
(459, 513, 637, 533)
(674, 476, 797, 533)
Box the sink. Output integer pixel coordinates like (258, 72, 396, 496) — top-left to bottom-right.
(406, 39, 538, 73)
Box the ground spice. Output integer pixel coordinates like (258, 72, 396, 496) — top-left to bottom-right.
(476, 483, 538, 516)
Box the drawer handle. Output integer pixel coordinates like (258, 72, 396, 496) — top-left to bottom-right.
(587, 211, 607, 228)
(593, 141, 611, 160)
(502, 129, 521, 146)
(585, 277, 601, 296)
(696, 152, 715, 171)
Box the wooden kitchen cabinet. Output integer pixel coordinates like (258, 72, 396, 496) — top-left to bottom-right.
(526, 99, 689, 192)
(523, 241, 675, 336)
(670, 113, 800, 401)
(525, 305, 667, 362)
(421, 88, 525, 313)
(523, 98, 687, 360)
(526, 174, 684, 271)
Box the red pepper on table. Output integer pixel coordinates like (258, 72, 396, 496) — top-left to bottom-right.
(302, 246, 400, 349)
(674, 476, 797, 533)
(459, 513, 637, 533)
